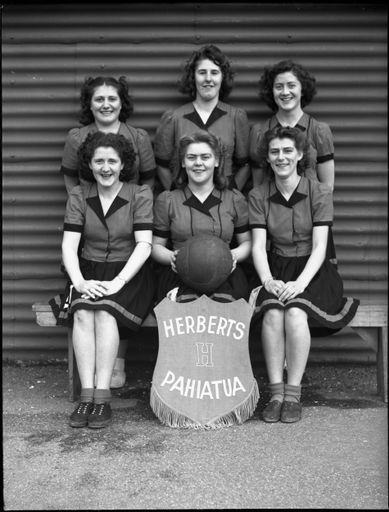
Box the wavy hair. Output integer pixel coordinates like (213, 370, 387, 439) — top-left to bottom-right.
(78, 132, 136, 183)
(173, 131, 227, 190)
(177, 44, 235, 101)
(259, 60, 317, 111)
(257, 126, 309, 180)
(78, 76, 134, 125)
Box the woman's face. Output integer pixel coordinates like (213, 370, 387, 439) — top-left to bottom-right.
(90, 146, 124, 189)
(273, 71, 302, 112)
(90, 84, 122, 126)
(183, 142, 219, 186)
(267, 137, 302, 180)
(194, 59, 222, 102)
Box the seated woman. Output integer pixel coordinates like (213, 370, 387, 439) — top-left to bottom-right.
(248, 126, 359, 423)
(61, 132, 154, 429)
(152, 131, 251, 303)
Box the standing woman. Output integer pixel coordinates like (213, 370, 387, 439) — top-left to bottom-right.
(61, 76, 156, 387)
(248, 127, 358, 423)
(152, 132, 251, 304)
(61, 75, 156, 193)
(154, 44, 250, 192)
(249, 60, 335, 190)
(61, 132, 154, 428)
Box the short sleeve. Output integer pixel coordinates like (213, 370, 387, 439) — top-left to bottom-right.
(312, 121, 334, 164)
(233, 108, 250, 168)
(134, 128, 156, 180)
(248, 187, 267, 229)
(60, 128, 82, 177)
(232, 189, 249, 233)
(154, 111, 175, 167)
(133, 185, 154, 230)
(311, 181, 333, 225)
(153, 191, 172, 238)
(63, 186, 85, 232)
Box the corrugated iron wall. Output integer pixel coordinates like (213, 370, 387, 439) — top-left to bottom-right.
(3, 3, 387, 360)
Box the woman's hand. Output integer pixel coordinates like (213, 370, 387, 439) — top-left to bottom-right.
(171, 250, 179, 273)
(264, 278, 285, 298)
(277, 280, 306, 303)
(77, 279, 108, 300)
(96, 277, 128, 297)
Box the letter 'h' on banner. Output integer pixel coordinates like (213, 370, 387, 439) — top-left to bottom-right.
(150, 295, 259, 429)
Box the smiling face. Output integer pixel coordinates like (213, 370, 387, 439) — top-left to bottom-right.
(267, 137, 303, 180)
(194, 58, 223, 102)
(90, 84, 122, 126)
(90, 146, 124, 189)
(273, 71, 302, 113)
(183, 142, 219, 186)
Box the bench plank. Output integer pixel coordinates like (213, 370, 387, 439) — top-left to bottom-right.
(32, 301, 388, 403)
(348, 304, 387, 327)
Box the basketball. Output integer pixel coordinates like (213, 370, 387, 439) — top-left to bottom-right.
(175, 235, 233, 293)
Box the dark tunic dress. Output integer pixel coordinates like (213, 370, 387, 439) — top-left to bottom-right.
(57, 182, 155, 335)
(248, 177, 359, 336)
(153, 186, 250, 303)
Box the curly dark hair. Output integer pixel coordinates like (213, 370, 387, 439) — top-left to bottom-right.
(259, 60, 317, 112)
(257, 126, 309, 181)
(78, 76, 134, 125)
(173, 131, 227, 190)
(177, 44, 235, 101)
(78, 132, 136, 183)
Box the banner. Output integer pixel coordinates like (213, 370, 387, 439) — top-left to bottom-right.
(150, 295, 259, 429)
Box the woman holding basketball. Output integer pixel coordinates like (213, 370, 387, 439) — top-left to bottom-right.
(152, 131, 251, 303)
(248, 126, 359, 423)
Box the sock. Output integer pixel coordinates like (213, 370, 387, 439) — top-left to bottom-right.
(94, 388, 111, 405)
(268, 382, 284, 403)
(113, 357, 125, 372)
(284, 384, 301, 403)
(80, 388, 94, 403)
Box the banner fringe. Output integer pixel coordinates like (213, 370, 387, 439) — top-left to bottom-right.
(150, 380, 260, 429)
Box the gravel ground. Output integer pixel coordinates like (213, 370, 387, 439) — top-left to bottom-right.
(3, 361, 388, 510)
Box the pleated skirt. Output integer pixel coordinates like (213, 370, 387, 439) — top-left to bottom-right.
(55, 258, 155, 334)
(251, 252, 359, 337)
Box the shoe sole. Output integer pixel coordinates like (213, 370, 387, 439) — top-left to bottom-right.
(280, 417, 301, 423)
(69, 421, 88, 428)
(262, 417, 280, 423)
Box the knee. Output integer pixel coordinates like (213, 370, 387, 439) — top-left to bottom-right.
(263, 309, 284, 328)
(73, 309, 94, 327)
(95, 309, 115, 325)
(285, 307, 307, 325)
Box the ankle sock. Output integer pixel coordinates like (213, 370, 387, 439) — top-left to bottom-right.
(94, 388, 111, 405)
(268, 382, 284, 402)
(80, 388, 94, 402)
(284, 383, 301, 403)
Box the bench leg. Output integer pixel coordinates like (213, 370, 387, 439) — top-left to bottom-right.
(377, 326, 388, 403)
(67, 327, 81, 402)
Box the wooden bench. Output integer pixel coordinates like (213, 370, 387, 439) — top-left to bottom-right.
(32, 302, 387, 403)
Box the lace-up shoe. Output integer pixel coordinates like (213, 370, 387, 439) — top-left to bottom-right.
(69, 401, 94, 428)
(88, 402, 112, 429)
